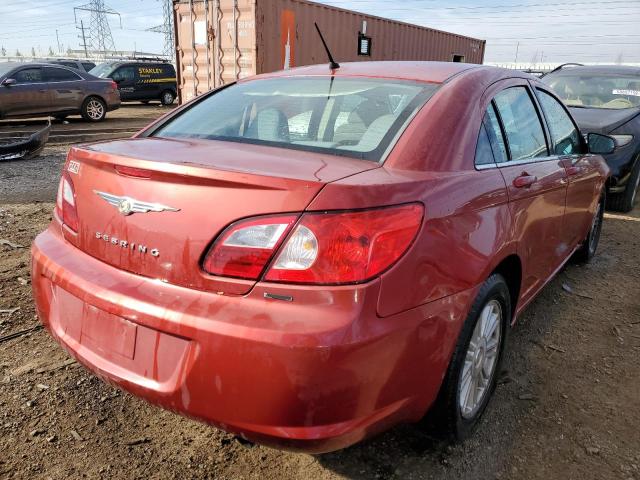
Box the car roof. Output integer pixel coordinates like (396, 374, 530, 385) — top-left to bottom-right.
(548, 65, 640, 76)
(249, 61, 532, 84)
(101, 61, 170, 66)
(2, 62, 80, 69)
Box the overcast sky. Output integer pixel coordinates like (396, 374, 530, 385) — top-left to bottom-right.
(0, 0, 639, 63)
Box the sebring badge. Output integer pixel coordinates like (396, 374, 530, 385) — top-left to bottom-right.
(95, 232, 160, 257)
(94, 190, 180, 216)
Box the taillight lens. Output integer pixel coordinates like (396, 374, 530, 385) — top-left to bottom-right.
(55, 172, 79, 232)
(202, 215, 298, 279)
(264, 204, 423, 284)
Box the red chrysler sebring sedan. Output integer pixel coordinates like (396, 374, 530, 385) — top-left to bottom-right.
(31, 62, 612, 453)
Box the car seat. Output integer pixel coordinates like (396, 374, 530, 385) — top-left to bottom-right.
(246, 108, 290, 143)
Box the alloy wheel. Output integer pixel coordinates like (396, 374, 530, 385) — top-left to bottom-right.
(86, 99, 104, 120)
(458, 299, 502, 419)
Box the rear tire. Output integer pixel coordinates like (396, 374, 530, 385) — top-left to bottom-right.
(160, 90, 175, 106)
(426, 274, 510, 441)
(81, 96, 106, 122)
(607, 159, 640, 213)
(574, 193, 605, 263)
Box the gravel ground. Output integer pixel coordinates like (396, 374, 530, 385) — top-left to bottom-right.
(0, 104, 173, 204)
(0, 131, 638, 479)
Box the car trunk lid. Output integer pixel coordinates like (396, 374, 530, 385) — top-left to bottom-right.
(63, 137, 378, 295)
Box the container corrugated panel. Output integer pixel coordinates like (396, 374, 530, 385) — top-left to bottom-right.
(174, 0, 258, 102)
(173, 0, 485, 103)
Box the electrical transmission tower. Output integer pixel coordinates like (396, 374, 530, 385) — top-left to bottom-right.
(74, 0, 121, 56)
(147, 0, 174, 59)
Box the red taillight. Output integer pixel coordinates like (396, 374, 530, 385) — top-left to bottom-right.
(55, 172, 79, 232)
(202, 215, 298, 279)
(110, 80, 118, 90)
(264, 204, 423, 284)
(202, 204, 423, 285)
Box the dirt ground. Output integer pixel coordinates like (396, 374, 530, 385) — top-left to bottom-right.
(0, 135, 639, 479)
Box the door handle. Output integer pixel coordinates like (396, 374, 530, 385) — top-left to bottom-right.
(513, 174, 538, 188)
(38, 89, 47, 93)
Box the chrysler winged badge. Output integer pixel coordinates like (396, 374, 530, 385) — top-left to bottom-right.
(94, 190, 180, 216)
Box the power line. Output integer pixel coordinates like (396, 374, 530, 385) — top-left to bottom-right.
(0, 0, 79, 16)
(74, 0, 121, 55)
(146, 0, 174, 58)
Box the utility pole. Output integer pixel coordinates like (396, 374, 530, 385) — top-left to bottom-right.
(74, 0, 121, 57)
(78, 20, 89, 58)
(147, 0, 175, 59)
(514, 42, 519, 64)
(56, 30, 62, 54)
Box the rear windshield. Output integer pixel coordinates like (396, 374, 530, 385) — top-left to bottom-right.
(152, 77, 438, 162)
(544, 72, 640, 109)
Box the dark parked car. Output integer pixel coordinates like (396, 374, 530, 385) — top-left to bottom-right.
(0, 62, 120, 122)
(543, 65, 640, 211)
(45, 59, 97, 73)
(90, 61, 177, 105)
(32, 62, 612, 453)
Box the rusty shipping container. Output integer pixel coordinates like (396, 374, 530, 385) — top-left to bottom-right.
(173, 0, 486, 103)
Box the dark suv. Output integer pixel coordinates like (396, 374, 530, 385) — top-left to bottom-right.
(46, 59, 97, 73)
(0, 62, 120, 122)
(90, 61, 177, 105)
(543, 65, 640, 212)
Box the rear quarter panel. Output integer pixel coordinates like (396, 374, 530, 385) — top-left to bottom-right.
(308, 167, 513, 317)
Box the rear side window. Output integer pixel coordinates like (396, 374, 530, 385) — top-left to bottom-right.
(536, 89, 582, 155)
(494, 87, 548, 161)
(152, 77, 438, 162)
(82, 62, 96, 71)
(475, 124, 495, 166)
(484, 105, 509, 163)
(14, 68, 42, 83)
(112, 66, 135, 82)
(44, 67, 81, 82)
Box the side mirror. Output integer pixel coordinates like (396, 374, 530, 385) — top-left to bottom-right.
(587, 133, 616, 155)
(2, 78, 16, 87)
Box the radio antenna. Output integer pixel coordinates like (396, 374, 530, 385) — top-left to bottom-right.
(314, 22, 340, 70)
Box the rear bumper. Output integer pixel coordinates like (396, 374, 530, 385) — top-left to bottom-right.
(31, 223, 473, 452)
(106, 98, 121, 112)
(104, 91, 121, 112)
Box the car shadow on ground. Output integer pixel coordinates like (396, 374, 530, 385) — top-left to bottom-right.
(312, 289, 566, 480)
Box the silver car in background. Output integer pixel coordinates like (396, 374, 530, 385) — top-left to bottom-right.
(0, 62, 120, 122)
